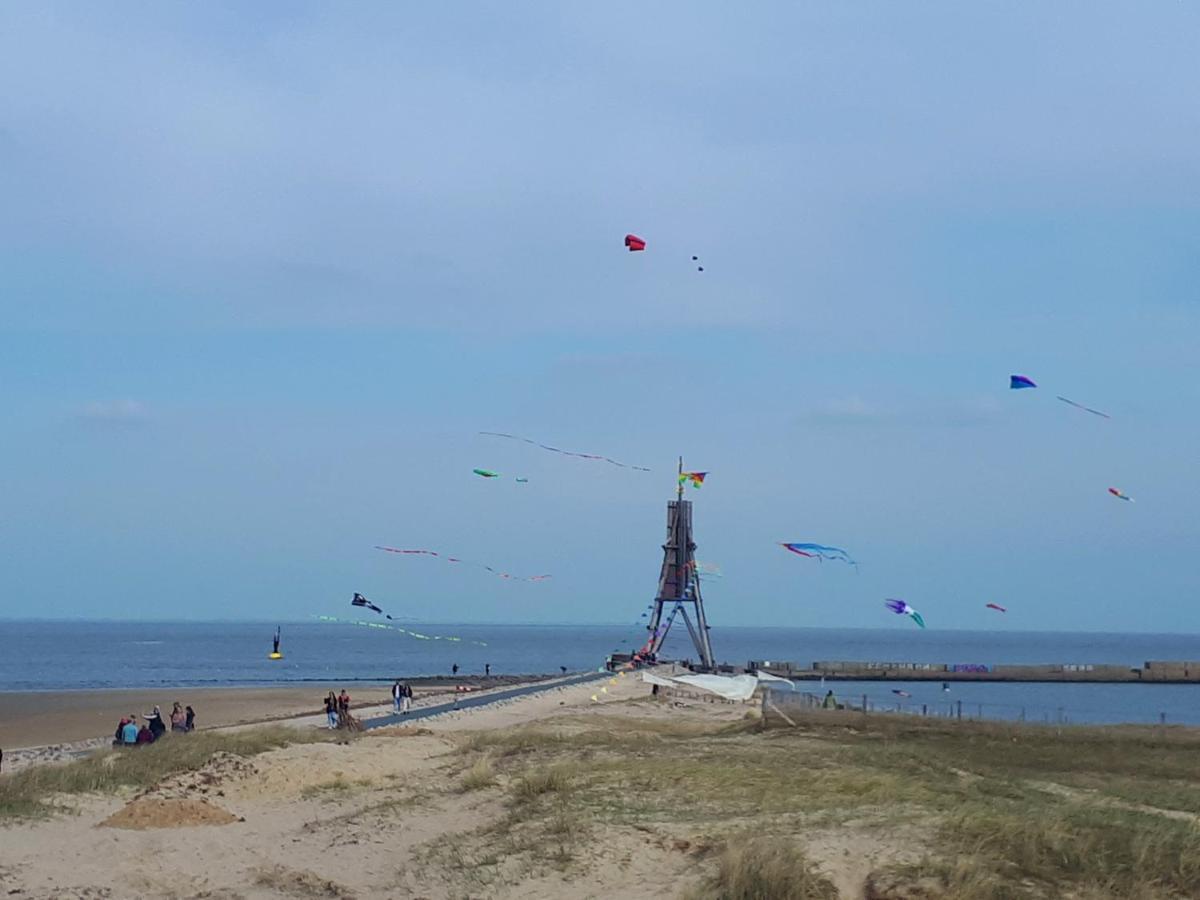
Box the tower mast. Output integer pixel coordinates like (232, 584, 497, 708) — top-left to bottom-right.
(643, 457, 716, 670)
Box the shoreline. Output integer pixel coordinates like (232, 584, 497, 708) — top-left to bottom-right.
(0, 675, 563, 756)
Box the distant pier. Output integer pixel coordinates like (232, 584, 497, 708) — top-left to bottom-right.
(748, 660, 1200, 684)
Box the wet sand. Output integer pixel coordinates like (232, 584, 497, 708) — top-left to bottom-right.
(0, 684, 389, 749)
(0, 676, 549, 751)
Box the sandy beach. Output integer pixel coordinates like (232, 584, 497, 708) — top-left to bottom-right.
(0, 678, 547, 776)
(3, 671, 1200, 898)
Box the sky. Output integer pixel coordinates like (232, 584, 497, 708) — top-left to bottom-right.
(3, 3, 1200, 631)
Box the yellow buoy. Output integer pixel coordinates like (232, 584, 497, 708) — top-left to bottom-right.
(268, 652, 283, 660)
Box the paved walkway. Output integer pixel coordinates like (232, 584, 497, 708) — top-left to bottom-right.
(360, 670, 611, 730)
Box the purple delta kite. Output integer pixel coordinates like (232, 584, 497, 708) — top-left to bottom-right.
(884, 598, 926, 629)
(1010, 374, 1111, 418)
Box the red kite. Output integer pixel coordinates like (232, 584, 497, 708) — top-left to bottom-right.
(624, 233, 646, 252)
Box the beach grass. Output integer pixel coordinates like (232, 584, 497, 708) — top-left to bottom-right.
(437, 709, 1200, 897)
(457, 756, 497, 792)
(682, 836, 839, 900)
(0, 726, 336, 820)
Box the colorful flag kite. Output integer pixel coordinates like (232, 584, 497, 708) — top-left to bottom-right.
(374, 546, 552, 581)
(780, 543, 857, 566)
(351, 593, 384, 616)
(1010, 374, 1111, 418)
(315, 615, 487, 646)
(1056, 396, 1111, 419)
(884, 598, 926, 629)
(985, 603, 1007, 613)
(624, 233, 646, 252)
(1108, 487, 1134, 502)
(478, 432, 651, 471)
(679, 471, 708, 489)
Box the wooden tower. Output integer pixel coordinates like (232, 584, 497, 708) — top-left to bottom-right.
(643, 459, 716, 670)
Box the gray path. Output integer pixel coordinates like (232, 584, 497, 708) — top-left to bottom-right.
(362, 670, 611, 730)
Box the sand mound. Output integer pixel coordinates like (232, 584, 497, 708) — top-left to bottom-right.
(363, 725, 434, 738)
(100, 797, 239, 830)
(142, 750, 260, 800)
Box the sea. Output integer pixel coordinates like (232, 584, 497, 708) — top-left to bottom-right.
(2, 620, 1199, 727)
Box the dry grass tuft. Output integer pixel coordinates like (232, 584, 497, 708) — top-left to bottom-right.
(683, 836, 839, 900)
(253, 864, 355, 898)
(510, 764, 574, 804)
(458, 756, 497, 792)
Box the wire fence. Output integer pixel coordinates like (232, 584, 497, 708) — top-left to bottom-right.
(764, 685, 1186, 727)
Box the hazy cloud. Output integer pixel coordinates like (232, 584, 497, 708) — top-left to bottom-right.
(78, 399, 149, 425)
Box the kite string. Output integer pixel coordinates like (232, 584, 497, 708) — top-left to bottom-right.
(478, 431, 651, 471)
(373, 546, 551, 581)
(316, 615, 488, 646)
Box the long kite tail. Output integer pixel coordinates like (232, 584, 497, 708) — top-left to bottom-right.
(478, 431, 651, 471)
(910, 612, 926, 629)
(1056, 396, 1111, 419)
(373, 546, 551, 582)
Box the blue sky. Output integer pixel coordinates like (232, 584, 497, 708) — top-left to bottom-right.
(3, 3, 1200, 630)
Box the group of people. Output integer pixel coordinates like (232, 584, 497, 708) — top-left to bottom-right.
(113, 702, 194, 747)
(323, 689, 356, 729)
(391, 680, 413, 713)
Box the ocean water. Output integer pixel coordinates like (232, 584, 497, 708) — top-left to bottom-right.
(2, 620, 1199, 726)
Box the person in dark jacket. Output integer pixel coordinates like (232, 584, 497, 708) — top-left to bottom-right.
(185, 706, 196, 732)
(145, 706, 166, 740)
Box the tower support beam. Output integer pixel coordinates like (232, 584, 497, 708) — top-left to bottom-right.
(645, 491, 716, 670)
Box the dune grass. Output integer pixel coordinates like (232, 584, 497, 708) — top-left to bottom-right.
(683, 836, 839, 900)
(437, 709, 1200, 898)
(457, 756, 497, 793)
(0, 727, 335, 820)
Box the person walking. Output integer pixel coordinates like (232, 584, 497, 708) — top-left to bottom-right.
(402, 682, 413, 714)
(391, 680, 403, 713)
(324, 692, 339, 729)
(484, 663, 490, 677)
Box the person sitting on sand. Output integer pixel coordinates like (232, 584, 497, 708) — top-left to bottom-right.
(822, 689, 837, 710)
(121, 716, 139, 745)
(185, 705, 195, 731)
(136, 721, 154, 745)
(114, 716, 130, 747)
(170, 702, 187, 733)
